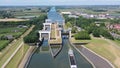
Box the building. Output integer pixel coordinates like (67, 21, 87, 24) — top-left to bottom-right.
(61, 12, 72, 15)
(39, 22, 62, 41)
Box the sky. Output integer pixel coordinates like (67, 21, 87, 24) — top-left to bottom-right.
(0, 0, 120, 6)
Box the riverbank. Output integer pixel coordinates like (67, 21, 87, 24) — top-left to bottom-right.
(70, 37, 116, 68)
(69, 39, 95, 68)
(18, 46, 36, 68)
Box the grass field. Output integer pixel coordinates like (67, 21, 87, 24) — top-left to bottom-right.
(70, 37, 90, 43)
(6, 44, 29, 68)
(114, 40, 120, 47)
(0, 39, 23, 66)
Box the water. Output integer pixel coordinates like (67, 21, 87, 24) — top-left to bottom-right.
(47, 7, 64, 25)
(42, 39, 48, 46)
(27, 38, 93, 68)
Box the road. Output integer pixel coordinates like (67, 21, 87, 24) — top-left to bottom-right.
(74, 45, 114, 68)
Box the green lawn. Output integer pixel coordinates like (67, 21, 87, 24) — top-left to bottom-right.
(114, 40, 120, 47)
(70, 37, 90, 43)
(85, 38, 116, 61)
(0, 39, 23, 66)
(84, 38, 120, 68)
(6, 44, 29, 68)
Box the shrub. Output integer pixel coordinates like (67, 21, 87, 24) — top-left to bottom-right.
(74, 31, 91, 40)
(71, 27, 77, 33)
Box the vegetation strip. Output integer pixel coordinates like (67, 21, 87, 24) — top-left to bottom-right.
(18, 46, 35, 68)
(2, 42, 23, 68)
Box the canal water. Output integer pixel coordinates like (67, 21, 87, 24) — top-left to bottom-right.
(27, 38, 93, 68)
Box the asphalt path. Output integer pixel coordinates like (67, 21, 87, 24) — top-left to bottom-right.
(78, 45, 114, 68)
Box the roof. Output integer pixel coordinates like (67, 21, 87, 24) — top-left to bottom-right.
(6, 35, 13, 40)
(47, 7, 64, 25)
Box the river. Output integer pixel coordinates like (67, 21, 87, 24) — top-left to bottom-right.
(27, 38, 93, 68)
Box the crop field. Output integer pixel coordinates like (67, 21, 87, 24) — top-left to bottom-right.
(0, 18, 29, 22)
(0, 27, 27, 37)
(0, 25, 28, 51)
(59, 7, 120, 15)
(12, 8, 45, 18)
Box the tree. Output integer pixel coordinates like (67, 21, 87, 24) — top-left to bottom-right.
(100, 28, 114, 40)
(74, 31, 91, 40)
(71, 27, 77, 33)
(23, 14, 47, 43)
(66, 22, 72, 28)
(92, 28, 100, 37)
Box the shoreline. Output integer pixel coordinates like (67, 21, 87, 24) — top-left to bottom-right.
(18, 46, 37, 68)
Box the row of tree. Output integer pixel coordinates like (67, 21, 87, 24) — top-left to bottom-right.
(0, 21, 29, 28)
(0, 11, 14, 18)
(23, 14, 47, 43)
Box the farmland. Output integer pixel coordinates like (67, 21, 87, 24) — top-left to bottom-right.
(0, 22, 28, 51)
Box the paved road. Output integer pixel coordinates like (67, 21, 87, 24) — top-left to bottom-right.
(78, 46, 114, 68)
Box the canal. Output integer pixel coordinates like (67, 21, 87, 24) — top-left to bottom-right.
(27, 38, 93, 68)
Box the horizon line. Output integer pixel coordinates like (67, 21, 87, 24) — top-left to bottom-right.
(0, 4, 120, 7)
